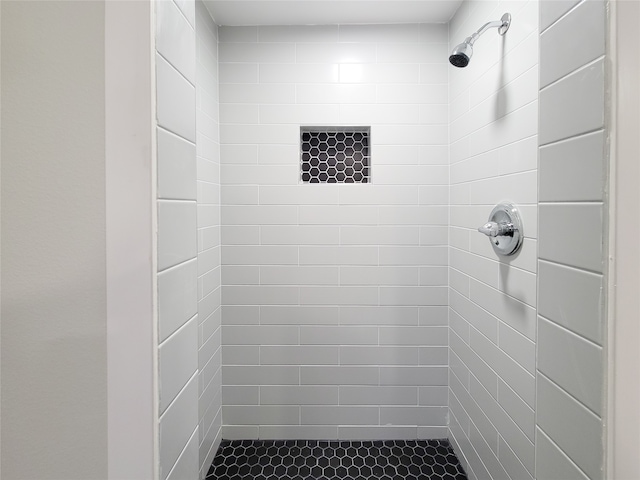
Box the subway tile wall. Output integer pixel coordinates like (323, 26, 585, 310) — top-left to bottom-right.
(196, 1, 222, 477)
(218, 23, 451, 440)
(447, 1, 539, 479)
(156, 1, 222, 479)
(537, 1, 606, 479)
(156, 0, 199, 478)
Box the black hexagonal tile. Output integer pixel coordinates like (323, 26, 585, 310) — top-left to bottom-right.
(207, 439, 467, 479)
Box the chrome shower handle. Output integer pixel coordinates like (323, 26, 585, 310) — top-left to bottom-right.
(477, 221, 515, 237)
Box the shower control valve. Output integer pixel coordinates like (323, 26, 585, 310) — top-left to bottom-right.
(478, 221, 515, 237)
(477, 202, 523, 256)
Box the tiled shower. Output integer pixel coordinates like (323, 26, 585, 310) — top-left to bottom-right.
(153, 0, 608, 479)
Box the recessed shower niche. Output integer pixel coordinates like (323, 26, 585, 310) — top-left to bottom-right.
(300, 126, 371, 183)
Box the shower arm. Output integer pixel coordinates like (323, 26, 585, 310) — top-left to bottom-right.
(465, 14, 511, 46)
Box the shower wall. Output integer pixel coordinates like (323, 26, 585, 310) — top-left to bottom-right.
(156, 1, 222, 478)
(447, 1, 539, 479)
(218, 23, 451, 440)
(536, 1, 607, 479)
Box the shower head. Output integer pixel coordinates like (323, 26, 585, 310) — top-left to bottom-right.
(449, 39, 473, 68)
(449, 13, 511, 68)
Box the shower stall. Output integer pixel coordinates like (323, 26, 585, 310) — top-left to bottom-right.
(0, 0, 617, 479)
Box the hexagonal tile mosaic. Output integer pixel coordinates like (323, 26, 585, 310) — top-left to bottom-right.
(300, 128, 370, 183)
(207, 439, 467, 480)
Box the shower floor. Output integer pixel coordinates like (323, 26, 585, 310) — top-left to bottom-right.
(207, 438, 467, 480)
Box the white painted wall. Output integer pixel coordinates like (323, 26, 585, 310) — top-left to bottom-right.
(1, 1, 108, 478)
(447, 1, 539, 479)
(106, 1, 156, 478)
(218, 23, 451, 440)
(610, 1, 640, 477)
(537, 1, 607, 479)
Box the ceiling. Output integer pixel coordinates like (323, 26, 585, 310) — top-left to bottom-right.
(203, 0, 463, 26)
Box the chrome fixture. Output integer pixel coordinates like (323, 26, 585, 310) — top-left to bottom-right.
(449, 13, 512, 68)
(477, 202, 523, 256)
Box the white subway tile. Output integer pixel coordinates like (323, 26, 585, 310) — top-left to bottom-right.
(538, 317, 603, 415)
(158, 200, 197, 271)
(159, 374, 198, 480)
(540, 59, 604, 145)
(261, 306, 339, 325)
(221, 226, 260, 245)
(375, 126, 448, 146)
(221, 305, 259, 325)
(379, 246, 448, 266)
(222, 286, 299, 305)
(259, 104, 340, 124)
(259, 185, 339, 205)
(220, 124, 297, 145)
(339, 104, 420, 124)
(223, 386, 259, 405)
(299, 246, 378, 265)
(221, 265, 259, 285)
(259, 63, 338, 83)
(339, 24, 422, 43)
(379, 205, 448, 225)
(418, 386, 449, 405)
(222, 346, 259, 366)
(261, 266, 339, 286)
(222, 245, 298, 265)
(166, 427, 198, 480)
(299, 286, 378, 306)
(539, 131, 604, 202)
(260, 426, 338, 439)
(340, 266, 418, 286)
(157, 128, 196, 201)
(379, 366, 448, 386)
(300, 326, 378, 345)
(340, 386, 418, 405)
(340, 306, 419, 326)
(221, 426, 258, 440)
(379, 42, 447, 64)
(223, 366, 300, 385)
(159, 316, 198, 414)
(540, 0, 605, 88)
(222, 405, 300, 425)
(340, 226, 419, 246)
(261, 226, 340, 245)
(156, 0, 195, 84)
(498, 263, 537, 308)
(221, 165, 299, 185)
(260, 386, 339, 405)
(221, 185, 259, 205)
(258, 145, 299, 165)
(538, 260, 603, 345)
(379, 326, 448, 345)
(219, 104, 260, 124)
(536, 374, 603, 480)
(219, 26, 257, 43)
(220, 144, 258, 165)
(220, 83, 295, 104)
(419, 226, 449, 245)
(296, 84, 377, 104)
(174, 0, 196, 27)
(498, 380, 535, 442)
(339, 346, 419, 366)
(156, 54, 196, 142)
(158, 259, 198, 342)
(301, 366, 378, 385)
(339, 426, 421, 440)
(260, 25, 339, 43)
(420, 64, 448, 84)
(377, 84, 448, 104)
(535, 428, 590, 480)
(301, 406, 378, 425)
(219, 63, 259, 84)
(221, 206, 298, 225)
(220, 42, 296, 63)
(380, 406, 447, 425)
(261, 346, 339, 365)
(296, 43, 376, 64)
(539, 203, 603, 273)
(498, 322, 535, 374)
(469, 279, 536, 341)
(450, 289, 498, 343)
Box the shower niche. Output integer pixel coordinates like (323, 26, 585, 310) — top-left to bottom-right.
(300, 126, 371, 184)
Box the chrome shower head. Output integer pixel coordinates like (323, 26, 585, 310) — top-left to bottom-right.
(449, 39, 473, 68)
(449, 13, 511, 68)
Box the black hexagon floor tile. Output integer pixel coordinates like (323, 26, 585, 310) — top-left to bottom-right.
(207, 439, 467, 480)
